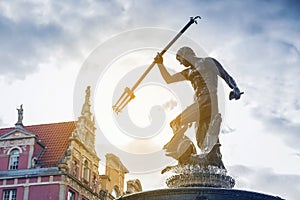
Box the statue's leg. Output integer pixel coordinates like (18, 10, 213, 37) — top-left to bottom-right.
(195, 94, 220, 151)
(177, 102, 200, 125)
(195, 103, 212, 149)
(165, 102, 199, 164)
(196, 118, 210, 150)
(170, 102, 200, 133)
(201, 113, 222, 154)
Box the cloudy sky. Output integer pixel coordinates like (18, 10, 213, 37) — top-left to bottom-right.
(1, 0, 300, 199)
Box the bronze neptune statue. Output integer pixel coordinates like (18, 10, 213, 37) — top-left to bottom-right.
(154, 47, 242, 180)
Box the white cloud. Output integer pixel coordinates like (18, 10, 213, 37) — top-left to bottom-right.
(230, 165, 300, 200)
(213, 32, 300, 152)
(0, 0, 132, 80)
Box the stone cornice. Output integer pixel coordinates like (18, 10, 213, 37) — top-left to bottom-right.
(0, 167, 62, 179)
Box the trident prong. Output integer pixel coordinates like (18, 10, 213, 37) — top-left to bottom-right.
(192, 16, 201, 24)
(112, 87, 135, 114)
(112, 16, 201, 113)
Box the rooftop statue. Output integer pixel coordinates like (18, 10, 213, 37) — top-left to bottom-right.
(16, 104, 24, 126)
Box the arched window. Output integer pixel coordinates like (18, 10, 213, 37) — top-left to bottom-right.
(111, 186, 120, 198)
(9, 149, 20, 170)
(83, 160, 89, 181)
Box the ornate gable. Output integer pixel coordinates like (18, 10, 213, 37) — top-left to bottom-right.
(70, 86, 96, 154)
(63, 86, 101, 194)
(0, 128, 37, 158)
(0, 128, 36, 141)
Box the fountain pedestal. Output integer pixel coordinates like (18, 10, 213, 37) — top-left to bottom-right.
(165, 165, 235, 188)
(118, 187, 283, 200)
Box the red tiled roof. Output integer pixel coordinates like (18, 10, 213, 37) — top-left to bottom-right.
(0, 121, 76, 167)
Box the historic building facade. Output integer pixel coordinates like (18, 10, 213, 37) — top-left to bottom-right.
(0, 86, 142, 200)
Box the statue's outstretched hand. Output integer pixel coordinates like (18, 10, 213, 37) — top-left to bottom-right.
(229, 87, 243, 100)
(154, 53, 163, 64)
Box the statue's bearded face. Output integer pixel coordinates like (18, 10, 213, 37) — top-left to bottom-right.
(176, 55, 191, 67)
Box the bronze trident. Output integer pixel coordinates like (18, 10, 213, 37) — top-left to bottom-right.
(112, 16, 201, 114)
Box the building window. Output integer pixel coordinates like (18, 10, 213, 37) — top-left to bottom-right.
(83, 160, 89, 181)
(111, 186, 120, 198)
(8, 149, 20, 170)
(67, 190, 75, 200)
(2, 189, 17, 200)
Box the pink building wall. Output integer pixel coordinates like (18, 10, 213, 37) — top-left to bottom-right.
(28, 184, 60, 200)
(0, 175, 64, 200)
(18, 152, 29, 169)
(16, 187, 24, 200)
(0, 156, 9, 171)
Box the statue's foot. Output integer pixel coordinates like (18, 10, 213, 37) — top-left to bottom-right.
(188, 144, 226, 170)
